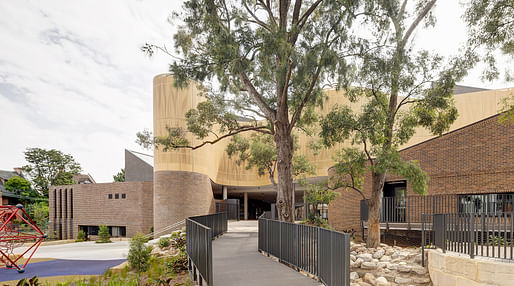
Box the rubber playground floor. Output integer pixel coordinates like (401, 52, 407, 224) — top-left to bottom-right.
(1, 241, 129, 284)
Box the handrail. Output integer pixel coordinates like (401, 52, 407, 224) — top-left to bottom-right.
(144, 220, 185, 240)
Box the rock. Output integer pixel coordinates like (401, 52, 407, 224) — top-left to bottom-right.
(385, 248, 395, 256)
(351, 251, 358, 256)
(411, 265, 427, 275)
(353, 258, 363, 268)
(412, 276, 431, 284)
(386, 263, 397, 270)
(397, 264, 411, 273)
(350, 271, 359, 281)
(391, 252, 399, 259)
(358, 253, 373, 262)
(363, 273, 376, 285)
(351, 245, 360, 252)
(377, 262, 388, 269)
(394, 276, 412, 284)
(376, 276, 389, 286)
(351, 254, 357, 262)
(358, 282, 372, 286)
(361, 261, 378, 270)
(380, 255, 391, 262)
(373, 249, 385, 259)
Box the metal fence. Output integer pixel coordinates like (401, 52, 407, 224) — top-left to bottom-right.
(258, 218, 350, 286)
(361, 193, 514, 227)
(421, 212, 514, 266)
(186, 212, 227, 285)
(216, 200, 240, 221)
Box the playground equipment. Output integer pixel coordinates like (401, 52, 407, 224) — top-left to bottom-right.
(0, 204, 46, 273)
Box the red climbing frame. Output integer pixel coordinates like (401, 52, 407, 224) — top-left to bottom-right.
(0, 204, 46, 273)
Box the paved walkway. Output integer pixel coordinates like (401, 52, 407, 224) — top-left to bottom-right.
(14, 241, 129, 260)
(213, 221, 321, 286)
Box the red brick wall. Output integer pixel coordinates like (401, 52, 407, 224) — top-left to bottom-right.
(329, 114, 514, 232)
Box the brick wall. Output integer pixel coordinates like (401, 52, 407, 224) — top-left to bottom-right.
(329, 114, 514, 233)
(49, 181, 153, 239)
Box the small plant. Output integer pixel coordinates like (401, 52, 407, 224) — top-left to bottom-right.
(75, 230, 87, 242)
(96, 225, 111, 243)
(159, 237, 171, 248)
(128, 233, 153, 273)
(167, 252, 188, 273)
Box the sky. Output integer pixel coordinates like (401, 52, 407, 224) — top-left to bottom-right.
(0, 0, 512, 183)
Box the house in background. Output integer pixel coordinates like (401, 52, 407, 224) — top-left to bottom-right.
(0, 168, 25, 205)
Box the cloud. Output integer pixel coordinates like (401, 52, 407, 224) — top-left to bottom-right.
(0, 0, 178, 182)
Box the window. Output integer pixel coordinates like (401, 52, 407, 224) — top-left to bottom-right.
(115, 193, 119, 199)
(121, 193, 126, 199)
(108, 194, 113, 199)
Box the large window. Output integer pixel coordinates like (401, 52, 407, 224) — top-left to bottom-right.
(458, 193, 514, 214)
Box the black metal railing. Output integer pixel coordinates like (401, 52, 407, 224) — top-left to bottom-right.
(189, 212, 228, 238)
(258, 218, 350, 286)
(361, 193, 514, 227)
(186, 212, 227, 285)
(216, 200, 240, 221)
(421, 212, 514, 266)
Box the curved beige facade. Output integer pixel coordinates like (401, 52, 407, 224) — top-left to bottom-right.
(153, 73, 513, 226)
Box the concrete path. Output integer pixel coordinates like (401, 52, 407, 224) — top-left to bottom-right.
(213, 221, 322, 286)
(14, 241, 129, 260)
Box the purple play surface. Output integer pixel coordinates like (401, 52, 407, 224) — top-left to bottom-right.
(0, 259, 126, 281)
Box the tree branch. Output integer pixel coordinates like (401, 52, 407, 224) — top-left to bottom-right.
(163, 126, 272, 150)
(238, 72, 276, 121)
(402, 0, 437, 45)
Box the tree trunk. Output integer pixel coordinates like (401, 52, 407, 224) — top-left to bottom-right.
(274, 120, 295, 222)
(367, 171, 386, 248)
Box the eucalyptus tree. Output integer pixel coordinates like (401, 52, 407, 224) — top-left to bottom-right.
(320, 0, 473, 247)
(143, 0, 360, 222)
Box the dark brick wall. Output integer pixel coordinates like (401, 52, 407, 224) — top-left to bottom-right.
(329, 114, 514, 232)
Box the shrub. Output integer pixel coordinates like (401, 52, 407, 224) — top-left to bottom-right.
(167, 252, 188, 273)
(96, 225, 111, 243)
(158, 237, 171, 248)
(76, 230, 87, 242)
(128, 233, 152, 273)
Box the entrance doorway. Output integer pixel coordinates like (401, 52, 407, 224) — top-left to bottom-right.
(382, 181, 406, 222)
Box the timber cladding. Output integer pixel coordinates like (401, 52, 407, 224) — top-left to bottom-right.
(48, 181, 153, 239)
(328, 114, 514, 233)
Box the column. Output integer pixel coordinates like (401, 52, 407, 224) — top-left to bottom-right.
(244, 192, 248, 220)
(222, 186, 228, 200)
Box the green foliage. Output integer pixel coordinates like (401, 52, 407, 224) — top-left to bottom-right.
(128, 233, 153, 273)
(5, 176, 31, 192)
(113, 168, 125, 182)
(25, 202, 49, 231)
(96, 225, 111, 243)
(330, 148, 367, 198)
(465, 0, 514, 81)
(305, 183, 340, 208)
(76, 230, 87, 242)
(499, 95, 514, 124)
(23, 148, 81, 196)
(167, 252, 188, 273)
(15, 275, 39, 286)
(301, 215, 332, 230)
(159, 237, 171, 248)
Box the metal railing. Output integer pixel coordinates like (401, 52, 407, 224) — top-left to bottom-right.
(216, 200, 240, 221)
(258, 218, 350, 286)
(361, 193, 514, 227)
(186, 212, 227, 285)
(421, 212, 514, 266)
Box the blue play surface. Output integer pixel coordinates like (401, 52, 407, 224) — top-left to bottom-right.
(0, 259, 126, 281)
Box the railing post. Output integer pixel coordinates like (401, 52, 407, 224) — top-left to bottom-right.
(469, 213, 474, 259)
(422, 214, 425, 267)
(279, 219, 282, 262)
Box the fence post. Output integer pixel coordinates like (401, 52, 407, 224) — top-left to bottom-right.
(469, 213, 474, 259)
(296, 223, 300, 269)
(443, 214, 447, 253)
(317, 227, 321, 280)
(279, 220, 282, 262)
(422, 214, 425, 267)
